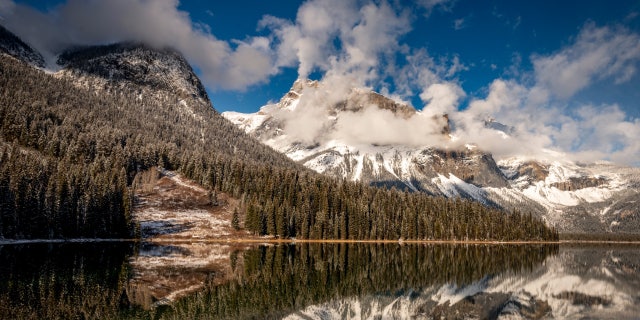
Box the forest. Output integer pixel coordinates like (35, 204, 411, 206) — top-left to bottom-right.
(0, 53, 557, 241)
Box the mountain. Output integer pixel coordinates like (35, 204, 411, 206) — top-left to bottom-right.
(0, 25, 555, 241)
(0, 25, 45, 67)
(223, 79, 508, 193)
(223, 80, 640, 234)
(53, 42, 298, 167)
(0, 31, 295, 239)
(57, 43, 208, 101)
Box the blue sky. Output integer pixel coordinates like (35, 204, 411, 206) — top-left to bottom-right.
(197, 0, 640, 116)
(6, 0, 639, 115)
(1, 0, 640, 164)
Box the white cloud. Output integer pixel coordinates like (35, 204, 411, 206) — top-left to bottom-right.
(274, 81, 453, 147)
(417, 0, 456, 16)
(0, 0, 15, 17)
(389, 49, 466, 107)
(453, 24, 640, 165)
(258, 0, 472, 151)
(420, 83, 465, 116)
(532, 22, 640, 99)
(262, 0, 411, 88)
(453, 18, 466, 30)
(0, 0, 274, 90)
(332, 107, 449, 146)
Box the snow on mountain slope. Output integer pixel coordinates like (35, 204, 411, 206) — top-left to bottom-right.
(53, 42, 214, 141)
(223, 79, 640, 233)
(57, 43, 208, 101)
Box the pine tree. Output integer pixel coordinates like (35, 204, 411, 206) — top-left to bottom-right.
(232, 207, 240, 230)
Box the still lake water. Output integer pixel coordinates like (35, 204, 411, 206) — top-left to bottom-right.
(0, 242, 639, 319)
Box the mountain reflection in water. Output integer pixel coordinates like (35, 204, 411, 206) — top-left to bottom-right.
(282, 245, 640, 319)
(1, 242, 639, 319)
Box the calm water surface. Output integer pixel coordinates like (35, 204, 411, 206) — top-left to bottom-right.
(0, 242, 638, 319)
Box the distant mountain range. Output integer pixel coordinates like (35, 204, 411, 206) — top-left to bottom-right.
(224, 79, 640, 234)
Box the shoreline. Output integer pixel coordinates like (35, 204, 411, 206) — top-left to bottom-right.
(2, 238, 640, 245)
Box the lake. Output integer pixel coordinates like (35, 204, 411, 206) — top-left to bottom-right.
(0, 242, 638, 319)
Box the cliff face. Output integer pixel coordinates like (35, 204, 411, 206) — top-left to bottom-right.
(551, 176, 608, 191)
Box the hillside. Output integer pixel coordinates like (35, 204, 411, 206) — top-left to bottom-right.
(0, 25, 44, 68)
(0, 26, 556, 241)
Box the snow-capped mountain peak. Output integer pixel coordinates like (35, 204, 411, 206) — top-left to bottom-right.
(223, 79, 640, 234)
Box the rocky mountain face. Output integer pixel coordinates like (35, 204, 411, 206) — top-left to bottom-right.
(53, 42, 216, 125)
(223, 80, 640, 234)
(47, 40, 300, 170)
(57, 43, 208, 101)
(0, 25, 45, 67)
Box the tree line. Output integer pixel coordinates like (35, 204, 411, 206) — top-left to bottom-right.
(180, 154, 558, 241)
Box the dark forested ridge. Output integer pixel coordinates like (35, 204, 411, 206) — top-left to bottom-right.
(0, 39, 557, 241)
(0, 25, 45, 68)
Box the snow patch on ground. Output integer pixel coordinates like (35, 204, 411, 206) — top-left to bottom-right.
(128, 169, 258, 308)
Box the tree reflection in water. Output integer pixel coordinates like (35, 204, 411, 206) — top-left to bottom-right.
(9, 242, 619, 319)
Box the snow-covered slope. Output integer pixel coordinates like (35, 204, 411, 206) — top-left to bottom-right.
(56, 43, 208, 101)
(223, 80, 640, 234)
(53, 42, 216, 140)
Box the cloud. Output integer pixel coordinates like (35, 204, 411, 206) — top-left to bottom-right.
(0, 0, 273, 90)
(331, 107, 449, 146)
(420, 82, 465, 116)
(261, 0, 411, 87)
(512, 16, 521, 30)
(274, 81, 451, 147)
(256, 1, 475, 152)
(557, 105, 640, 164)
(271, 22, 640, 166)
(531, 22, 640, 100)
(453, 18, 466, 30)
(454, 24, 640, 165)
(0, 0, 15, 18)
(417, 0, 457, 16)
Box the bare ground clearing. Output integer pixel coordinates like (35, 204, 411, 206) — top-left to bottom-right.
(129, 168, 257, 308)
